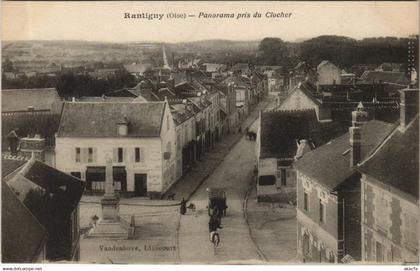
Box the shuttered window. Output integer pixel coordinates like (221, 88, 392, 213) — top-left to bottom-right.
(118, 148, 123, 162)
(113, 148, 124, 163)
(75, 148, 81, 163)
(88, 148, 93, 163)
(304, 192, 309, 212)
(135, 148, 141, 163)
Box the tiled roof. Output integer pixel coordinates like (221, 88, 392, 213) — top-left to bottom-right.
(319, 84, 397, 102)
(76, 96, 135, 103)
(2, 181, 48, 263)
(202, 63, 226, 72)
(360, 71, 410, 85)
(294, 120, 396, 191)
(231, 63, 250, 71)
(188, 96, 212, 111)
(358, 117, 418, 199)
(105, 88, 139, 98)
(260, 110, 344, 159)
(170, 103, 195, 126)
(57, 102, 165, 137)
(8, 158, 86, 215)
(1, 88, 61, 112)
(221, 76, 251, 88)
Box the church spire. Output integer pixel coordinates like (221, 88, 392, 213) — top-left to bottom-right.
(162, 45, 171, 70)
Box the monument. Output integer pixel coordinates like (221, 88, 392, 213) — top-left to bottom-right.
(88, 158, 128, 238)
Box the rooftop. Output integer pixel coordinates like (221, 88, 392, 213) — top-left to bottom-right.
(294, 120, 396, 191)
(2, 181, 48, 263)
(360, 71, 410, 85)
(7, 158, 86, 215)
(57, 102, 166, 137)
(1, 88, 61, 113)
(259, 110, 346, 159)
(358, 116, 419, 199)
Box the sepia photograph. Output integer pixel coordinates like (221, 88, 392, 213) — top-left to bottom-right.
(1, 1, 419, 268)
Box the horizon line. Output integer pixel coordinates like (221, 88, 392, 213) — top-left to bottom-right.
(2, 34, 417, 45)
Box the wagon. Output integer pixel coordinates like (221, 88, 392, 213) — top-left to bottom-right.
(207, 188, 227, 217)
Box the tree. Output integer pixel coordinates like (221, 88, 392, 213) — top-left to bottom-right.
(258, 38, 289, 65)
(2, 58, 14, 72)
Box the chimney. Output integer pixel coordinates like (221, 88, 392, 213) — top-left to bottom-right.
(399, 88, 419, 131)
(295, 139, 312, 160)
(117, 115, 129, 136)
(349, 102, 368, 167)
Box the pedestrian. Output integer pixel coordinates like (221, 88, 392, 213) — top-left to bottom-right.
(208, 214, 222, 241)
(180, 198, 187, 215)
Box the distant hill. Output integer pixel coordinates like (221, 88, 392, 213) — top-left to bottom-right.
(2, 35, 411, 70)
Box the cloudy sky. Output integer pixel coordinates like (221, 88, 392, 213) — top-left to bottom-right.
(2, 1, 418, 42)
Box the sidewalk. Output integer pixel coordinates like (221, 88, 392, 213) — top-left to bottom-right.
(163, 97, 272, 202)
(80, 196, 179, 207)
(80, 97, 272, 206)
(245, 181, 298, 263)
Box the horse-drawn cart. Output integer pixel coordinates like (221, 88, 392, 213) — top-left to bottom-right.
(207, 188, 227, 217)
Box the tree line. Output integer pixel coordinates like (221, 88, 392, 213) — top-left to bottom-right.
(257, 35, 410, 70)
(2, 70, 138, 98)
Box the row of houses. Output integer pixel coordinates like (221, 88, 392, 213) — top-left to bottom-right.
(255, 84, 418, 263)
(295, 88, 418, 263)
(2, 49, 268, 199)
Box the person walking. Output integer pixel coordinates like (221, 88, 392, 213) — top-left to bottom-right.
(180, 198, 187, 215)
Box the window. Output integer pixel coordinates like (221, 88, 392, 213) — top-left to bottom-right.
(86, 167, 105, 192)
(280, 169, 287, 186)
(375, 193, 388, 233)
(88, 148, 93, 163)
(118, 148, 123, 163)
(75, 148, 81, 163)
(304, 192, 309, 211)
(319, 200, 326, 223)
(258, 175, 276, 186)
(167, 115, 170, 131)
(135, 148, 141, 163)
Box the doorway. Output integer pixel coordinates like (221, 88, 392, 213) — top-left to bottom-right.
(134, 174, 148, 197)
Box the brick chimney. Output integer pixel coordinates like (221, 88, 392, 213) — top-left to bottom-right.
(399, 88, 419, 131)
(349, 102, 368, 167)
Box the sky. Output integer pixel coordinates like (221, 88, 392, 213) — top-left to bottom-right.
(2, 1, 418, 43)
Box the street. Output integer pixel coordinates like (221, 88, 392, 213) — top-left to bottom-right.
(79, 97, 297, 264)
(178, 132, 262, 264)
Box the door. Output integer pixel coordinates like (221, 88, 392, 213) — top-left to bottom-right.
(134, 174, 147, 197)
(376, 241, 384, 262)
(113, 166, 127, 192)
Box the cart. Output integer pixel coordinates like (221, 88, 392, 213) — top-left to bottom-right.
(207, 188, 227, 217)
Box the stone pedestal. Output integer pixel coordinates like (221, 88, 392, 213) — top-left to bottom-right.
(101, 196, 119, 221)
(88, 196, 128, 239)
(87, 158, 128, 239)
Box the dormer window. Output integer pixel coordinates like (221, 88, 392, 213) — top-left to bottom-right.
(117, 116, 129, 136)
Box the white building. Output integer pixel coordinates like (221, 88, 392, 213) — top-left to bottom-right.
(317, 61, 342, 85)
(55, 101, 176, 199)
